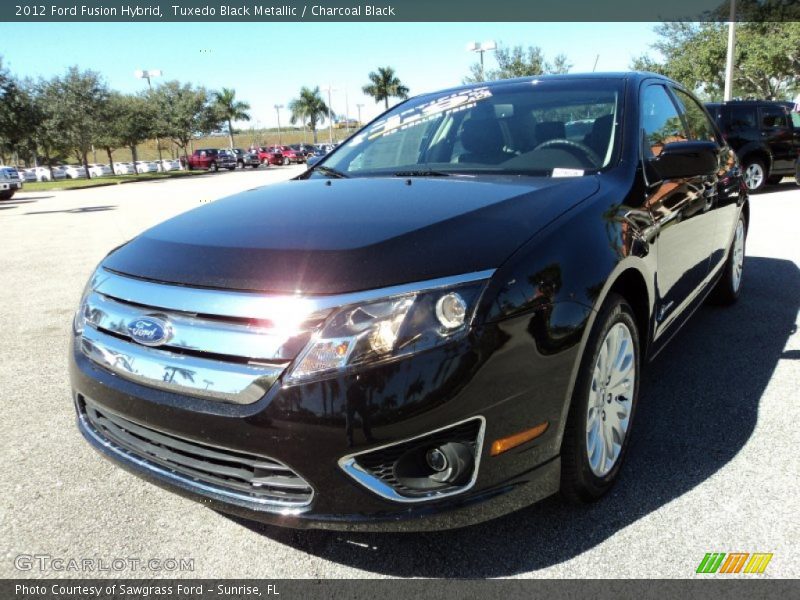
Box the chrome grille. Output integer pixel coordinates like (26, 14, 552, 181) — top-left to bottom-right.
(81, 398, 314, 507)
(78, 268, 331, 404)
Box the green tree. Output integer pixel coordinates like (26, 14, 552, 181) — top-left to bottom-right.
(49, 67, 110, 178)
(464, 44, 572, 83)
(152, 81, 221, 160)
(630, 21, 800, 100)
(214, 87, 251, 149)
(362, 66, 410, 110)
(288, 86, 329, 143)
(0, 63, 39, 166)
(96, 92, 154, 174)
(29, 79, 71, 176)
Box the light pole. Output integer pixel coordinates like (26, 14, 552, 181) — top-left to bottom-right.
(466, 41, 496, 81)
(134, 69, 164, 166)
(724, 0, 736, 101)
(322, 85, 337, 145)
(274, 104, 284, 145)
(356, 103, 364, 127)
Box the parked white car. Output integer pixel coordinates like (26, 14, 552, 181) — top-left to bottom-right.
(135, 160, 158, 173)
(112, 162, 134, 175)
(156, 158, 182, 172)
(63, 165, 87, 179)
(87, 163, 112, 177)
(24, 166, 67, 182)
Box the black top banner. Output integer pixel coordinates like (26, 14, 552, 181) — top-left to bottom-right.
(3, 0, 800, 22)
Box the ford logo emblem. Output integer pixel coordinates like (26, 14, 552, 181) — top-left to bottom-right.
(126, 317, 171, 347)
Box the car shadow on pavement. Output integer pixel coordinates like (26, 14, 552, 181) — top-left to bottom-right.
(24, 205, 117, 215)
(230, 256, 800, 577)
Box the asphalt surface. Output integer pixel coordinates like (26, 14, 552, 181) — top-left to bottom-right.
(1, 169, 798, 579)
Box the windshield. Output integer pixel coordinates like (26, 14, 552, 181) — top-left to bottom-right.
(320, 78, 624, 177)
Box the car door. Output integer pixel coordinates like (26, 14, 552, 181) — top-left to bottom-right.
(759, 104, 794, 172)
(640, 83, 714, 336)
(670, 87, 734, 276)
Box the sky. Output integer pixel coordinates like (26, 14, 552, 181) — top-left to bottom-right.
(1, 22, 660, 127)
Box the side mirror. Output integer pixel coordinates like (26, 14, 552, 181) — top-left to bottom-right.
(306, 155, 321, 169)
(647, 140, 719, 180)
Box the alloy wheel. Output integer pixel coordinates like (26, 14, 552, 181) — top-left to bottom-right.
(744, 163, 764, 191)
(586, 322, 635, 477)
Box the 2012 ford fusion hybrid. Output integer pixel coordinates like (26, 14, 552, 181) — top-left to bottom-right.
(70, 73, 748, 531)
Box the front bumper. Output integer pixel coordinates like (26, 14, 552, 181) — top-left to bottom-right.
(69, 305, 573, 530)
(1, 180, 22, 191)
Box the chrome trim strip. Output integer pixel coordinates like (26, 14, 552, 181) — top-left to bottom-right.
(95, 267, 496, 320)
(80, 326, 283, 404)
(337, 416, 486, 504)
(77, 407, 312, 512)
(84, 291, 308, 362)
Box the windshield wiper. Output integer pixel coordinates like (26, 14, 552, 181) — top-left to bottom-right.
(314, 165, 349, 178)
(393, 170, 451, 177)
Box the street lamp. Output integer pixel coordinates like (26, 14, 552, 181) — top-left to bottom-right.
(135, 69, 164, 165)
(274, 104, 284, 145)
(356, 103, 364, 127)
(724, 0, 737, 101)
(466, 41, 496, 81)
(321, 85, 337, 145)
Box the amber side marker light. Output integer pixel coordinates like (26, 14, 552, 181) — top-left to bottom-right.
(490, 422, 549, 456)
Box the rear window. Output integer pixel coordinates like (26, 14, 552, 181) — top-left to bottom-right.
(760, 105, 790, 129)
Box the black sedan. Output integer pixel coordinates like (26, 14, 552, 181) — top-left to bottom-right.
(69, 73, 747, 531)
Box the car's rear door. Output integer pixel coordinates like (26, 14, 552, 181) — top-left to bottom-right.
(669, 87, 735, 277)
(759, 104, 794, 173)
(640, 82, 714, 336)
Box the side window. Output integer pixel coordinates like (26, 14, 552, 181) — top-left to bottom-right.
(641, 84, 688, 157)
(728, 105, 757, 130)
(760, 105, 790, 129)
(672, 88, 719, 143)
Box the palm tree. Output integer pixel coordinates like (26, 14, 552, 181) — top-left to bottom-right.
(288, 86, 328, 143)
(214, 87, 251, 148)
(362, 67, 410, 110)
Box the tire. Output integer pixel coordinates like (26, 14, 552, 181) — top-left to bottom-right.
(767, 175, 783, 185)
(282, 157, 289, 166)
(560, 293, 640, 504)
(237, 160, 244, 169)
(742, 158, 766, 192)
(0, 190, 14, 200)
(708, 214, 746, 305)
(209, 161, 218, 173)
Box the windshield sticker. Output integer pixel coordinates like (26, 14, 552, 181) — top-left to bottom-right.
(552, 168, 585, 177)
(355, 87, 494, 143)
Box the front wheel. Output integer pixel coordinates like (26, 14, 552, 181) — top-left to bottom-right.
(561, 293, 640, 504)
(743, 159, 766, 193)
(0, 190, 14, 200)
(709, 214, 746, 305)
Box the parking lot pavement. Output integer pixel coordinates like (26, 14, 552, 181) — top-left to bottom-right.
(1, 174, 798, 579)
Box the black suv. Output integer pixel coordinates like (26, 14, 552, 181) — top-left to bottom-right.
(705, 100, 800, 191)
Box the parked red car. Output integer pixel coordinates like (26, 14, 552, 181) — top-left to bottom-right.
(269, 145, 305, 165)
(257, 146, 283, 166)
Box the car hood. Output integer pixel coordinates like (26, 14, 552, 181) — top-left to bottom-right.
(103, 176, 599, 294)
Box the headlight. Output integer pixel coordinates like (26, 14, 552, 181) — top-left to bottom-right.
(285, 279, 489, 384)
(72, 267, 105, 335)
